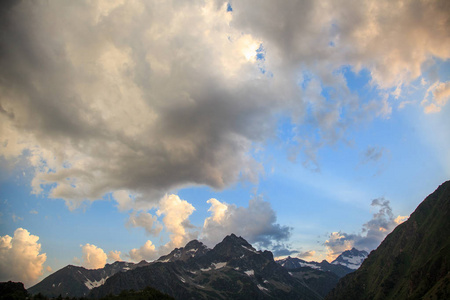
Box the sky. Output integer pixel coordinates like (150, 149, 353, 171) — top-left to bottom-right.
(0, 0, 449, 288)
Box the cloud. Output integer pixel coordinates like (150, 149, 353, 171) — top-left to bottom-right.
(11, 214, 23, 222)
(113, 190, 134, 212)
(271, 244, 299, 257)
(29, 210, 38, 215)
(394, 215, 408, 224)
(201, 196, 292, 248)
(324, 232, 355, 261)
(1, 0, 447, 209)
(81, 244, 107, 269)
(126, 211, 163, 236)
(0, 228, 47, 287)
(422, 81, 450, 113)
(129, 240, 158, 262)
(361, 146, 384, 164)
(156, 194, 197, 249)
(325, 198, 407, 261)
(0, 1, 270, 209)
(107, 250, 122, 262)
(297, 250, 316, 259)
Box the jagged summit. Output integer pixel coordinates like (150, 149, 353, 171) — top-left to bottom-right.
(211, 233, 259, 258)
(156, 239, 209, 263)
(331, 248, 368, 270)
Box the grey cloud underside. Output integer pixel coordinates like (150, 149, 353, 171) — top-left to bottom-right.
(201, 197, 292, 249)
(0, 1, 277, 206)
(326, 198, 401, 254)
(1, 0, 449, 207)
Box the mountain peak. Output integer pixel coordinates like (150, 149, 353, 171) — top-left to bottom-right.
(213, 234, 256, 254)
(331, 248, 368, 270)
(221, 233, 252, 246)
(156, 239, 209, 263)
(184, 239, 206, 250)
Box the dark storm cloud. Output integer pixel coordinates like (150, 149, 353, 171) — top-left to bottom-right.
(1, 0, 448, 209)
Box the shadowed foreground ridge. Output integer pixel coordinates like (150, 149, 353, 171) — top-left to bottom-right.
(326, 180, 450, 300)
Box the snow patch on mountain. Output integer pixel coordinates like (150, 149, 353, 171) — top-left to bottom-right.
(331, 248, 368, 270)
(241, 245, 258, 254)
(84, 277, 108, 290)
(213, 262, 227, 269)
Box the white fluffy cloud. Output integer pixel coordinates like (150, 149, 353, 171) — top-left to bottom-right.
(201, 196, 291, 248)
(324, 198, 409, 261)
(81, 243, 107, 269)
(1, 0, 448, 209)
(0, 228, 47, 287)
(156, 194, 197, 249)
(129, 240, 158, 262)
(107, 250, 122, 262)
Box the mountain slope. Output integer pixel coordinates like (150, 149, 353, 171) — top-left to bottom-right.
(28, 261, 149, 298)
(326, 180, 450, 300)
(90, 234, 323, 300)
(287, 267, 340, 298)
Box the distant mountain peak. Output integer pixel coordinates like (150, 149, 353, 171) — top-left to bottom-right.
(331, 248, 368, 270)
(276, 256, 355, 278)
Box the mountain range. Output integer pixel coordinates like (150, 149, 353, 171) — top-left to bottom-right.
(29, 234, 360, 299)
(276, 248, 367, 277)
(28, 260, 150, 298)
(326, 180, 450, 300)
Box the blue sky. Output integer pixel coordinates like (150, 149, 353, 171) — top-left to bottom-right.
(0, 0, 449, 287)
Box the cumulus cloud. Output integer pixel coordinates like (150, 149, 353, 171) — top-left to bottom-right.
(325, 198, 408, 261)
(81, 244, 107, 269)
(126, 211, 163, 236)
(129, 240, 158, 262)
(107, 250, 122, 262)
(156, 194, 197, 249)
(1, 0, 448, 209)
(0, 228, 47, 287)
(201, 196, 291, 248)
